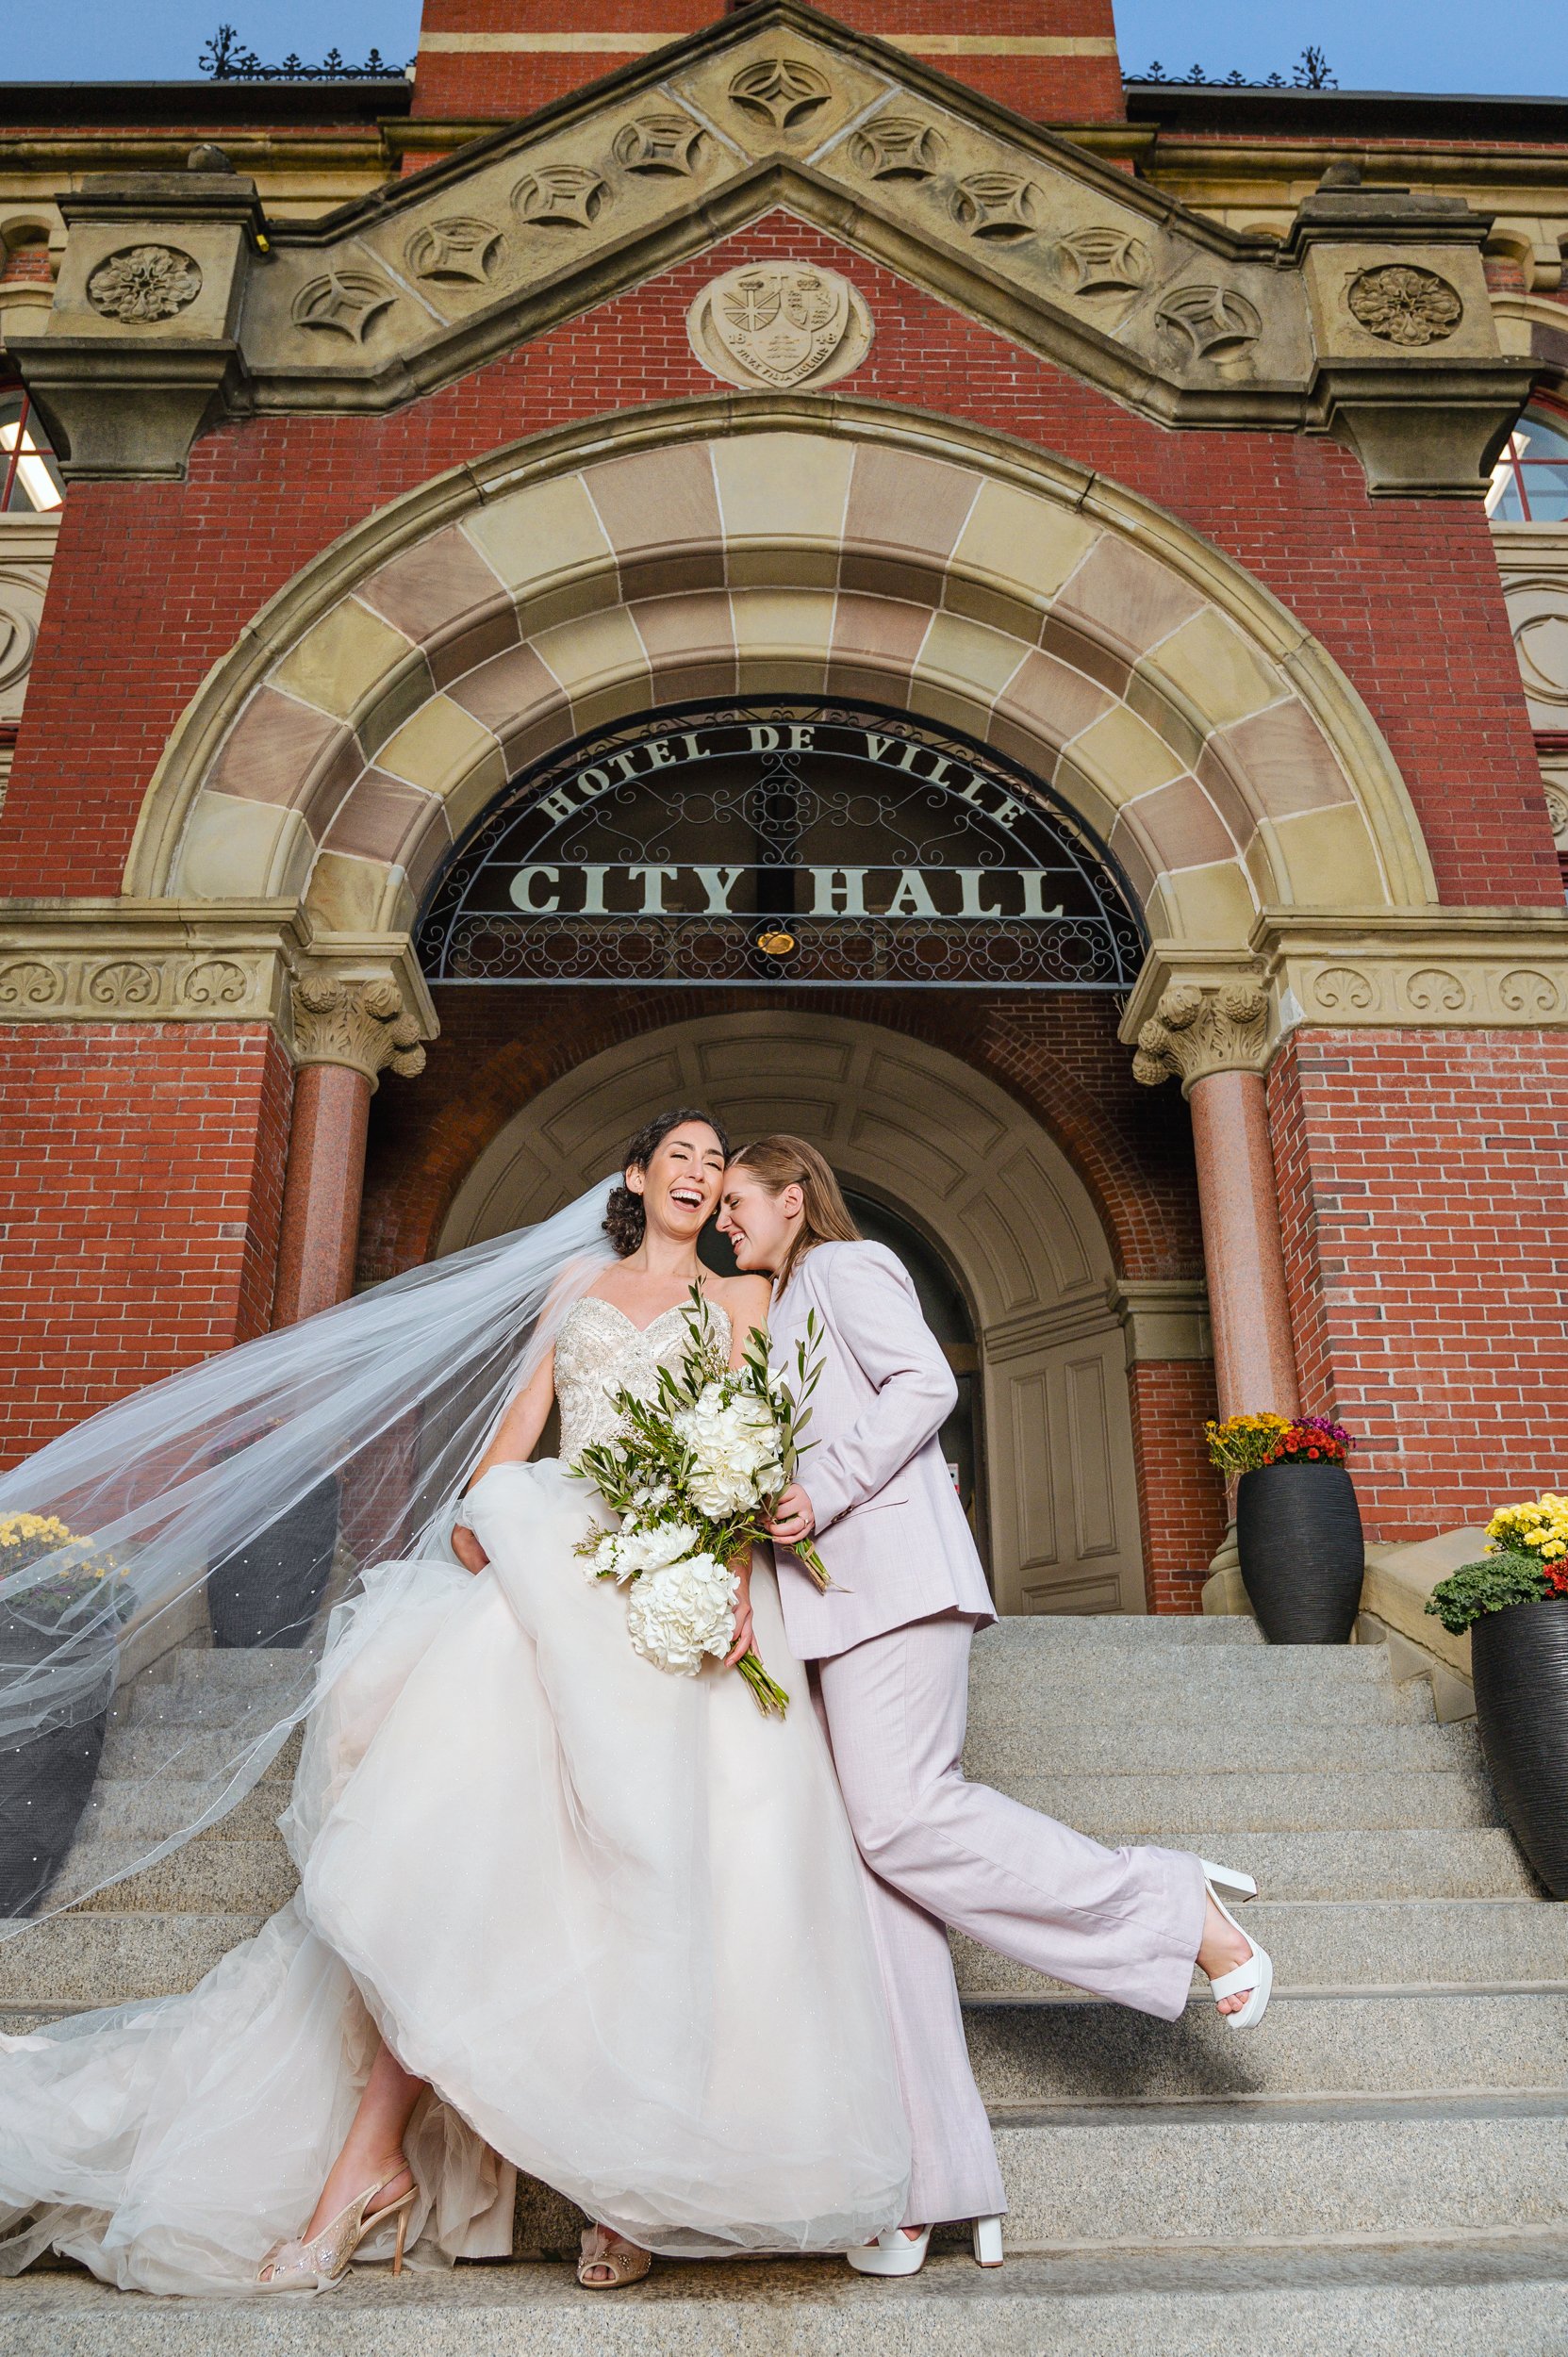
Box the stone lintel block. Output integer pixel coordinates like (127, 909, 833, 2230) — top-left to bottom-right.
(8, 338, 249, 482)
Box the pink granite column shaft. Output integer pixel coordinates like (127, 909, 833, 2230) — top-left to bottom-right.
(1187, 1066, 1301, 1422)
(272, 1063, 372, 1327)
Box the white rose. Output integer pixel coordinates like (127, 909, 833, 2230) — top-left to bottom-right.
(625, 1553, 738, 1675)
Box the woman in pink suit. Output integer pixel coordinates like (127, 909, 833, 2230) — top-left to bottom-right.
(718, 1135, 1272, 2280)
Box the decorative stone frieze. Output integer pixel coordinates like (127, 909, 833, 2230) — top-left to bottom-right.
(686, 262, 872, 390)
(7, 2, 1532, 496)
(1131, 981, 1271, 1094)
(290, 973, 426, 1085)
(1122, 912, 1568, 1085)
(0, 899, 437, 1079)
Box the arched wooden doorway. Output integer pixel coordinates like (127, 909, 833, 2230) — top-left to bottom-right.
(437, 1009, 1147, 1617)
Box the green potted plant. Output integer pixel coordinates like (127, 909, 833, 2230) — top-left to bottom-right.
(1207, 1411, 1363, 1644)
(0, 1511, 133, 1916)
(1428, 1494, 1568, 1897)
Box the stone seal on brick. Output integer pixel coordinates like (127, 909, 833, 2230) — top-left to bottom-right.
(686, 261, 872, 391)
(86, 244, 202, 325)
(1347, 263, 1464, 347)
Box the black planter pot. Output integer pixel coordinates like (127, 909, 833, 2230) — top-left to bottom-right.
(206, 1474, 340, 1650)
(1236, 1461, 1365, 1644)
(1471, 1592, 1568, 1898)
(0, 1607, 114, 1917)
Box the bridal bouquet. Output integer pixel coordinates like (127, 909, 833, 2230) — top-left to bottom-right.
(571, 1290, 828, 1716)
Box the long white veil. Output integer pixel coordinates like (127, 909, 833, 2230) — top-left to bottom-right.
(0, 1180, 617, 1937)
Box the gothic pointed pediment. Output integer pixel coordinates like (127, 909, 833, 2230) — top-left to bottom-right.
(13, 0, 1532, 495)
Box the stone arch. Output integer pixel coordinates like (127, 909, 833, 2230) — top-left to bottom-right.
(126, 397, 1437, 954)
(437, 1006, 1151, 1617)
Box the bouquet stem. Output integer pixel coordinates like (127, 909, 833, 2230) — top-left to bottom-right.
(737, 1649, 790, 1717)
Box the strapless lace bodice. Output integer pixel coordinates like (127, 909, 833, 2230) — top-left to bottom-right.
(554, 1293, 731, 1462)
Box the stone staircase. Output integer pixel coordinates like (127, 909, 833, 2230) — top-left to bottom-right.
(3, 1616, 1567, 2352)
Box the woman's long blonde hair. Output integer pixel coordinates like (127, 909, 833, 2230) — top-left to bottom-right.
(728, 1134, 860, 1291)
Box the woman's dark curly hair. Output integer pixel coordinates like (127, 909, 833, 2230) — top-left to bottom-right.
(603, 1107, 732, 1258)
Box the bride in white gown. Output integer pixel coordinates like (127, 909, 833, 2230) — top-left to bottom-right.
(0, 1109, 911, 2296)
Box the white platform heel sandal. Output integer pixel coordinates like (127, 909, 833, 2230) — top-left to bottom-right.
(1199, 1858, 1273, 2030)
(847, 2224, 933, 2277)
(972, 2215, 1005, 2267)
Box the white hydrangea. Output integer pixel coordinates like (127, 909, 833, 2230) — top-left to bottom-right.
(625, 1552, 738, 1675)
(673, 1383, 784, 1519)
(591, 1518, 701, 1586)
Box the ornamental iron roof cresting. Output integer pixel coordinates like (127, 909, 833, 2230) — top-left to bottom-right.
(416, 701, 1147, 991)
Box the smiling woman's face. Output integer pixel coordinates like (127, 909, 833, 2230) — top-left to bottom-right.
(627, 1121, 727, 1243)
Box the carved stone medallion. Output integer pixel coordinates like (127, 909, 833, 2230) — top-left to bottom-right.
(1155, 285, 1263, 369)
(951, 173, 1040, 241)
(850, 116, 946, 181)
(292, 271, 397, 341)
(686, 261, 872, 390)
(87, 244, 202, 324)
(1347, 263, 1463, 347)
(1043, 227, 1152, 298)
(513, 167, 610, 229)
(406, 218, 504, 286)
(613, 114, 706, 176)
(726, 57, 833, 135)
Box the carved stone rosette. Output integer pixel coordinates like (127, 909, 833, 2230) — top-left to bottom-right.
(290, 974, 427, 1087)
(1132, 981, 1271, 1095)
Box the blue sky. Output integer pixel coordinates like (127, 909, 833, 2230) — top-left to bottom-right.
(2, 3, 1561, 95)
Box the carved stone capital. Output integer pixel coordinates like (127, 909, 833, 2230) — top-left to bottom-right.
(1131, 981, 1271, 1095)
(289, 972, 427, 1086)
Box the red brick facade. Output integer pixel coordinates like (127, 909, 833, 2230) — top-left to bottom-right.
(0, 1024, 291, 1459)
(1271, 1027, 1568, 1541)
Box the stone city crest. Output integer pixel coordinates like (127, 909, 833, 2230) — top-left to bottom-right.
(687, 261, 872, 391)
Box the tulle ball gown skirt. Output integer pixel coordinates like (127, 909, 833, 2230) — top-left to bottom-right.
(0, 1460, 911, 2293)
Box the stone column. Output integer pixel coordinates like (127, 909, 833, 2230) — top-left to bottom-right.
(272, 975, 427, 1327)
(1132, 981, 1300, 1422)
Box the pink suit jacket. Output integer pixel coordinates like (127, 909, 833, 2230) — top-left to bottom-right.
(767, 1240, 997, 1662)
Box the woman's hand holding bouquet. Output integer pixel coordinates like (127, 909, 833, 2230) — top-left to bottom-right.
(571, 1290, 828, 1715)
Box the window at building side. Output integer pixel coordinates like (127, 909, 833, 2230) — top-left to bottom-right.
(0, 387, 64, 513)
(1488, 404, 1568, 523)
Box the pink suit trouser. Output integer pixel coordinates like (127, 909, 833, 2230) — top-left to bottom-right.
(812, 1609, 1208, 2227)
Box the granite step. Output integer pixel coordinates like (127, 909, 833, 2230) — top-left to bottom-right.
(985, 2095, 1568, 2250)
(0, 1911, 267, 2007)
(64, 1771, 294, 1846)
(54, 1821, 1542, 1925)
(954, 1897, 1568, 1998)
(5, 2239, 1567, 2357)
(65, 1831, 298, 1917)
(8, 1887, 1560, 2016)
(964, 1988, 1568, 2104)
(965, 1719, 1473, 1778)
(999, 1767, 1501, 1834)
